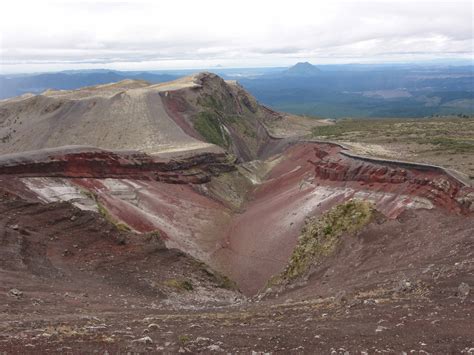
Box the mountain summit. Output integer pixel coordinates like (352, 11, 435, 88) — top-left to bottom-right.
(284, 62, 321, 76)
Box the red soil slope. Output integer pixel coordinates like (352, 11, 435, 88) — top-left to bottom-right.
(1, 142, 472, 295)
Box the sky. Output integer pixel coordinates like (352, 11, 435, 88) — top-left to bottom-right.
(0, 0, 473, 73)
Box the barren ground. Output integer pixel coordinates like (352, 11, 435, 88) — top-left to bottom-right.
(1, 193, 472, 353)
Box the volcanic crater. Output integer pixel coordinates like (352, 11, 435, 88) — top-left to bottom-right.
(0, 73, 473, 353)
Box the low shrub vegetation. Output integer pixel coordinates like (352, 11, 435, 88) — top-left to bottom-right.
(278, 200, 374, 282)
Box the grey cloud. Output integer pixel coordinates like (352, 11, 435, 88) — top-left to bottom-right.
(1, 0, 472, 72)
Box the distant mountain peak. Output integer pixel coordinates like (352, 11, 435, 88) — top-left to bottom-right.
(284, 62, 321, 76)
(292, 61, 316, 68)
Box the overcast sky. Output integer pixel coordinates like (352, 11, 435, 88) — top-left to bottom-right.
(0, 0, 473, 73)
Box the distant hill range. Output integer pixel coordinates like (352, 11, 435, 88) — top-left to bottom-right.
(239, 63, 474, 118)
(0, 71, 179, 99)
(1, 63, 473, 118)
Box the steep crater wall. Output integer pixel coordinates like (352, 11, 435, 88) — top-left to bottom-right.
(307, 143, 474, 214)
(0, 141, 473, 296)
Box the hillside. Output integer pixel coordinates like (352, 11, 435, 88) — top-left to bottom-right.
(0, 73, 300, 161)
(0, 74, 473, 353)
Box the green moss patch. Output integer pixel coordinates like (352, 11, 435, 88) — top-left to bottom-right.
(197, 94, 225, 111)
(194, 111, 230, 147)
(278, 200, 374, 282)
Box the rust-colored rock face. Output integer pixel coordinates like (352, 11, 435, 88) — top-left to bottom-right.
(0, 147, 234, 184)
(1, 141, 472, 295)
(304, 143, 473, 215)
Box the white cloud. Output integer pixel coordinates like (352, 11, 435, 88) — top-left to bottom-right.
(0, 0, 472, 73)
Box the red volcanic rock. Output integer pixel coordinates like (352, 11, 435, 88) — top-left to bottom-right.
(0, 141, 472, 296)
(160, 92, 203, 141)
(0, 146, 235, 184)
(303, 143, 473, 214)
